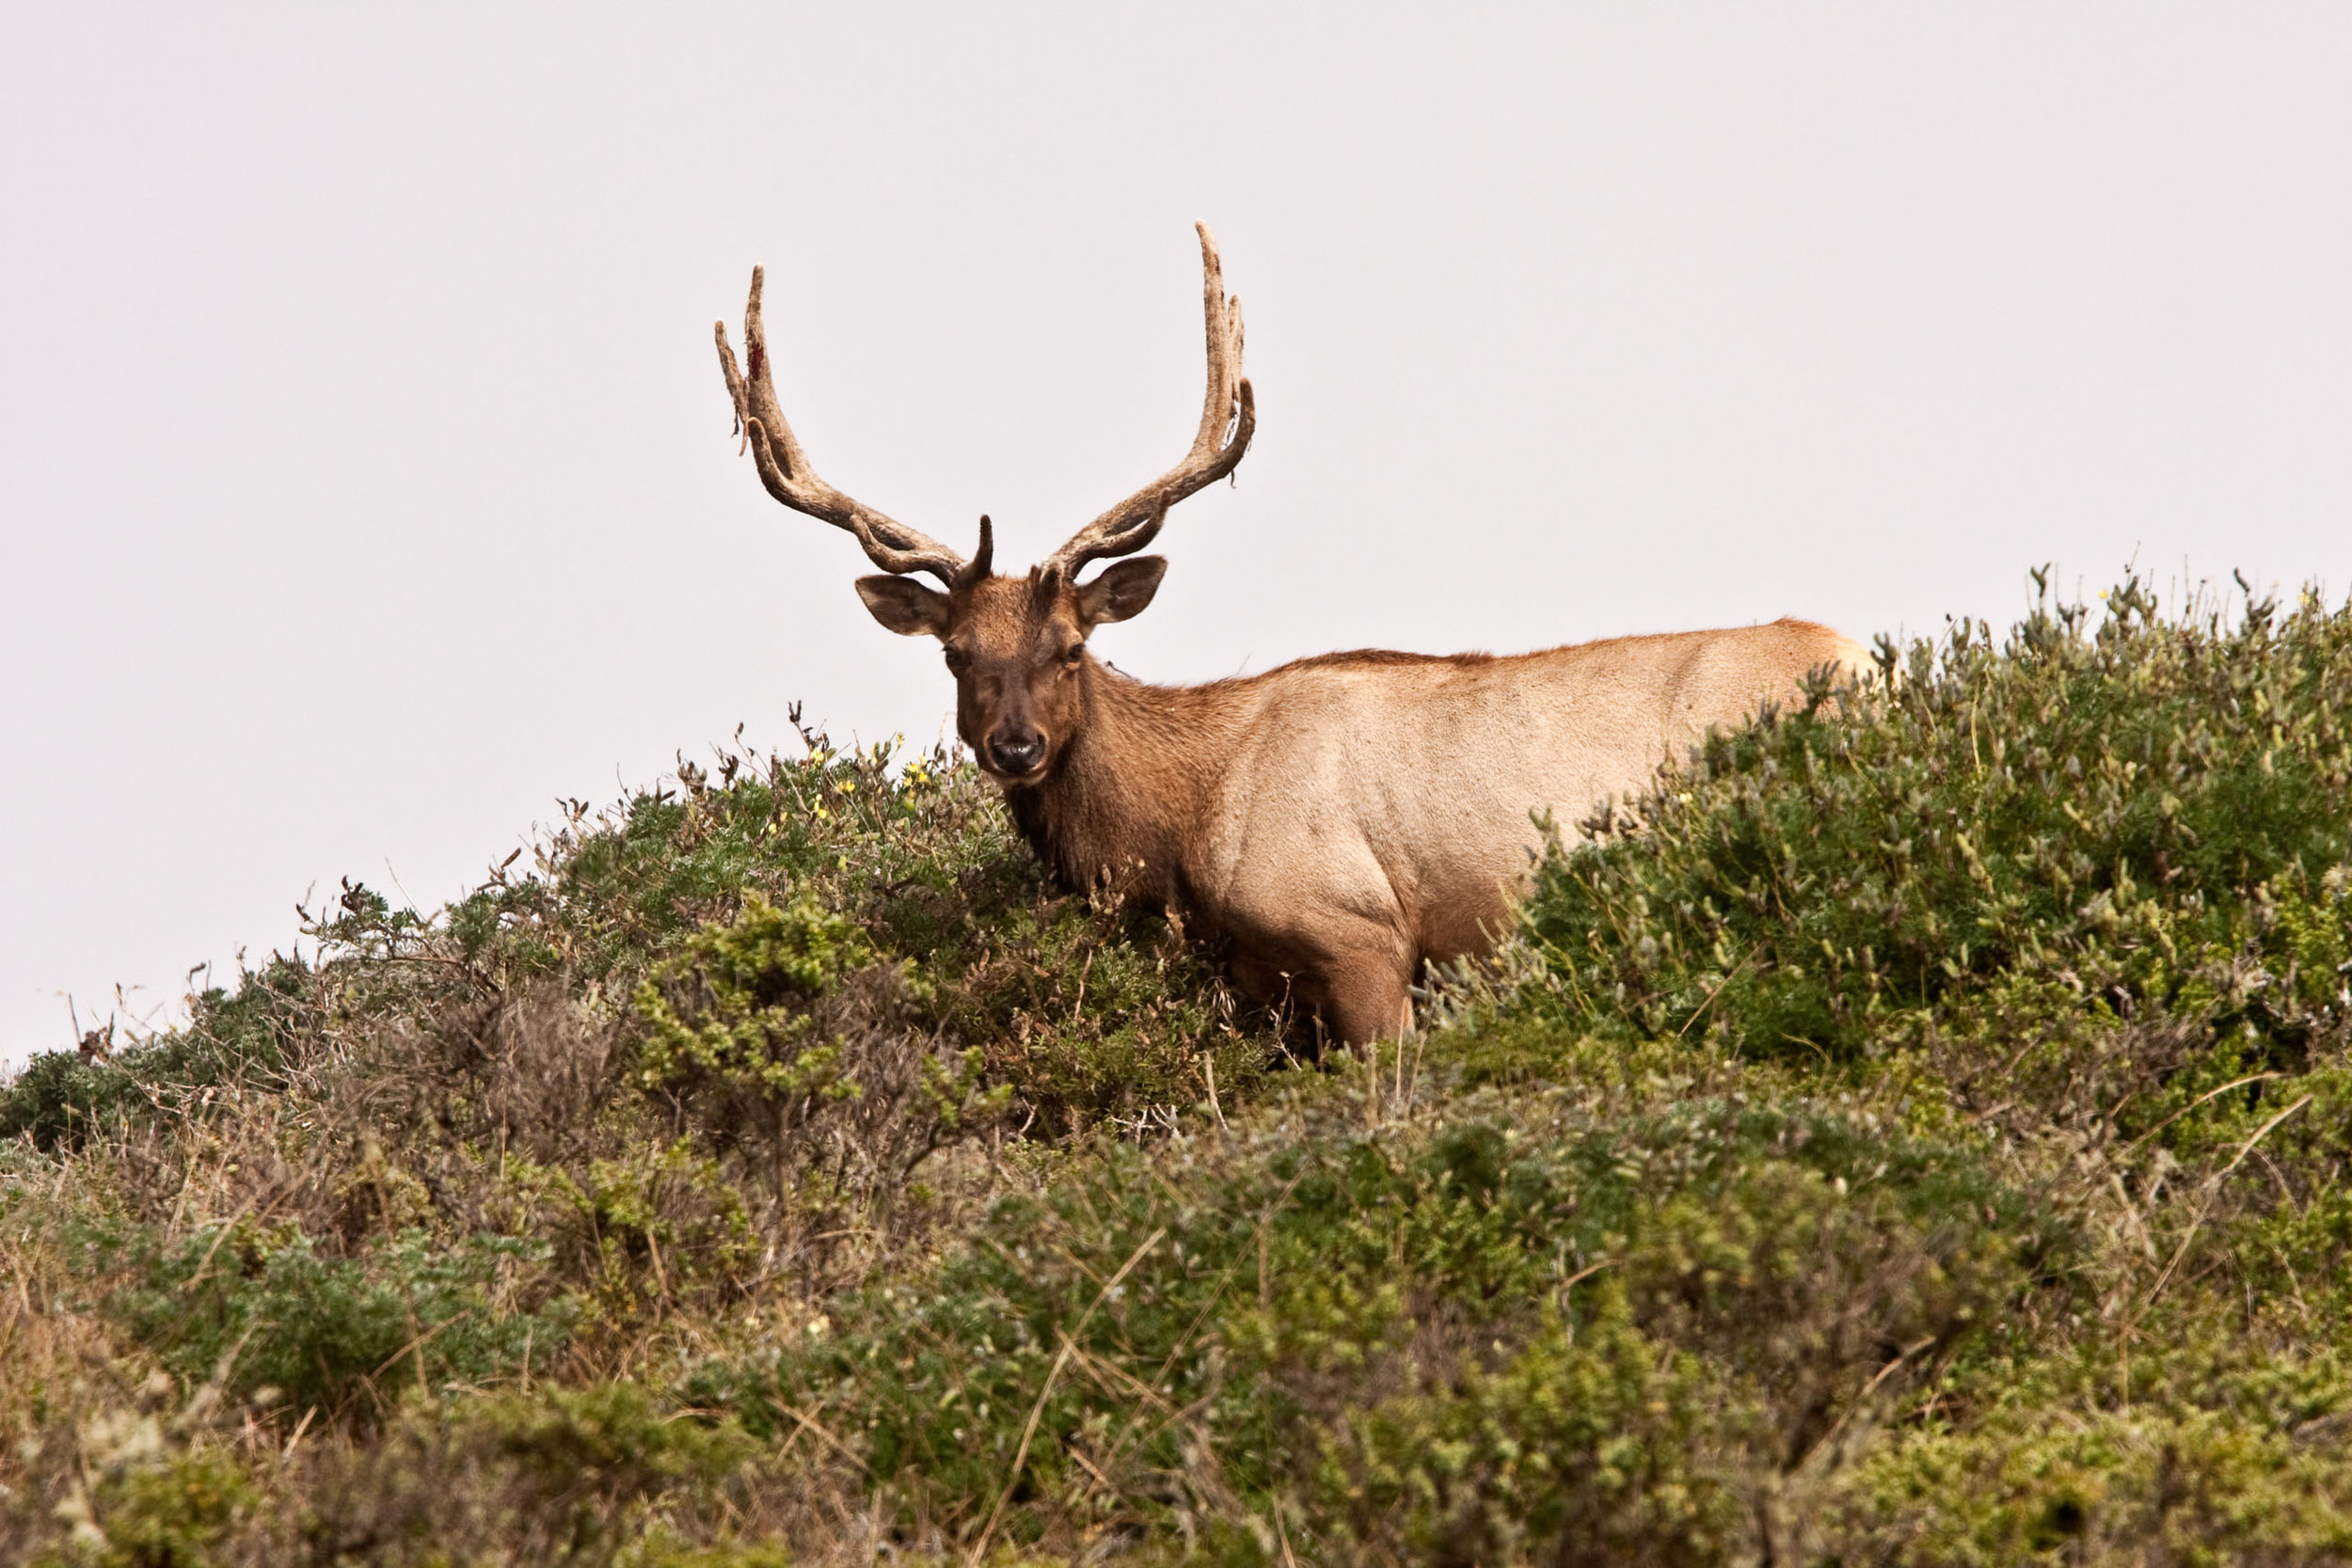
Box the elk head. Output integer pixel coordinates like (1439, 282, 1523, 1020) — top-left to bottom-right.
(714, 224, 1255, 784)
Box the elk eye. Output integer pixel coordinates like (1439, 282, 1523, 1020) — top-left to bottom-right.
(1060, 644, 1085, 668)
(943, 647, 971, 673)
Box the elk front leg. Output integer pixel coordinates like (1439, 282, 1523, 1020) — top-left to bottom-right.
(1319, 946, 1415, 1045)
(1226, 926, 1415, 1046)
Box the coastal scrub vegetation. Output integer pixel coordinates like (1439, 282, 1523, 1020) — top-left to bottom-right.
(11, 575, 2352, 1563)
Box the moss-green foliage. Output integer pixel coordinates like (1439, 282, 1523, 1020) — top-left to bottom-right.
(0, 958, 312, 1152)
(91, 1222, 572, 1423)
(633, 889, 1006, 1210)
(0, 1049, 136, 1152)
(1519, 574, 2352, 1085)
(444, 735, 1273, 1133)
(64, 1452, 257, 1568)
(278, 1384, 761, 1568)
(514, 1137, 762, 1329)
(686, 1069, 2054, 1562)
(16, 578, 2352, 1563)
(1, 723, 1285, 1561)
(1834, 1372, 2352, 1564)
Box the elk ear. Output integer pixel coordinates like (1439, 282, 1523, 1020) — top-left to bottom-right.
(1076, 556, 1167, 627)
(855, 575, 951, 638)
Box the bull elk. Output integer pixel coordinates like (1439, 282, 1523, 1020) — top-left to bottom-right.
(715, 224, 1867, 1042)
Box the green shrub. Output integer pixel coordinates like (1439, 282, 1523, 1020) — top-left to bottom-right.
(293, 1383, 759, 1568)
(24, 578, 2352, 1562)
(686, 1066, 2054, 1560)
(515, 1136, 763, 1323)
(1835, 1353, 2352, 1566)
(629, 886, 1005, 1259)
(75, 1451, 257, 1568)
(0, 958, 314, 1152)
(96, 1224, 574, 1421)
(0, 1050, 140, 1151)
(1518, 575, 2352, 1108)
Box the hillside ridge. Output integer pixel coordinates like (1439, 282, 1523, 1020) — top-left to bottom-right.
(9, 573, 2352, 1564)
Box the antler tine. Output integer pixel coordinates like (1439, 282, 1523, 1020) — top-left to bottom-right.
(1043, 221, 1257, 579)
(715, 266, 971, 586)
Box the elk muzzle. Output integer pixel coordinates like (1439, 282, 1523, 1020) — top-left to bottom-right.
(985, 725, 1047, 780)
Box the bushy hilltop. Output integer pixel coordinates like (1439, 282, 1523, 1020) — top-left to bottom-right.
(11, 576, 2352, 1564)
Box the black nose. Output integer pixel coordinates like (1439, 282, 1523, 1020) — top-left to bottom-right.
(987, 729, 1045, 775)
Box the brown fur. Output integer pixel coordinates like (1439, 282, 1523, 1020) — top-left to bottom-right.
(903, 572, 1867, 1043)
(718, 224, 1867, 1042)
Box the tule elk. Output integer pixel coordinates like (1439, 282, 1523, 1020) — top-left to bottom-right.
(714, 225, 1867, 1043)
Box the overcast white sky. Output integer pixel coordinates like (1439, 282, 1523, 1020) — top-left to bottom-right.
(4, 5, 2349, 1065)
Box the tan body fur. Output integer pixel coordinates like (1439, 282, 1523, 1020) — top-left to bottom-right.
(1007, 618, 1867, 1041)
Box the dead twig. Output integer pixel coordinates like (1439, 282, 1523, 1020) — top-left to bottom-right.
(965, 1226, 1165, 1567)
(2120, 1072, 2285, 1156)
(771, 1397, 871, 1477)
(1794, 1333, 1938, 1472)
(2141, 1094, 2313, 1310)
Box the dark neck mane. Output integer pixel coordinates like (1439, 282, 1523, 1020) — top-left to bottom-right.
(1002, 660, 1232, 911)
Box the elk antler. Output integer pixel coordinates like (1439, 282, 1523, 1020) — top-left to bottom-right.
(715, 267, 975, 587)
(1041, 221, 1256, 580)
